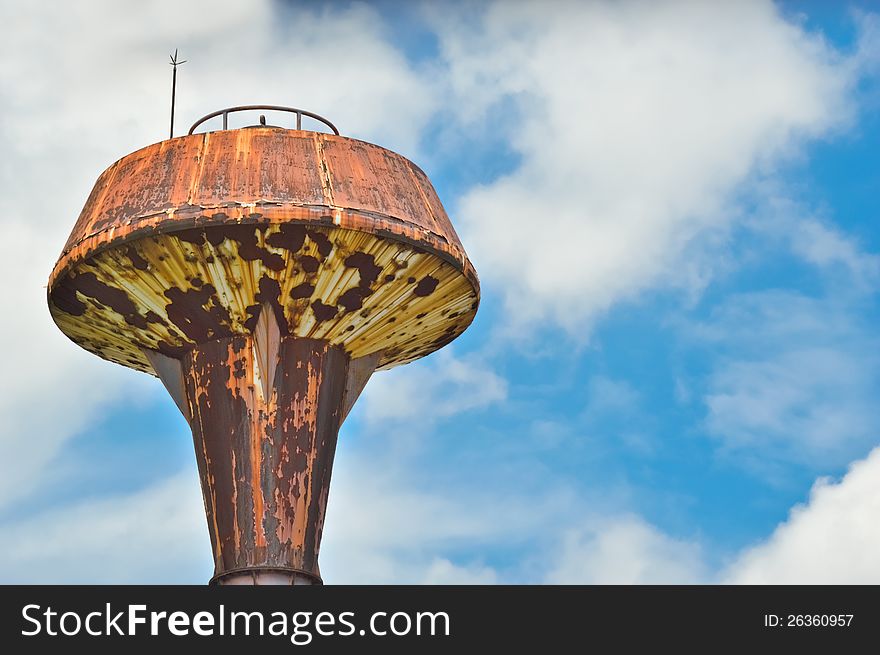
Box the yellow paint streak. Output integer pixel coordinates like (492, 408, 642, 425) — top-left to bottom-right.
(50, 225, 477, 373)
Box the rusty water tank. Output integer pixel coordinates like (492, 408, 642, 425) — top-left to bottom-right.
(47, 106, 479, 584)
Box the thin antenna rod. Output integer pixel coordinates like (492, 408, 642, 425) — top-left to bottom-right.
(169, 49, 187, 139)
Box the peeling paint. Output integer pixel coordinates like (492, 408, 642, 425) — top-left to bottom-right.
(183, 334, 354, 582)
(47, 126, 480, 585)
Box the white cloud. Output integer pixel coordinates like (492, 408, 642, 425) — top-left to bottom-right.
(725, 446, 880, 583)
(319, 448, 548, 584)
(5, 444, 880, 586)
(0, 472, 210, 584)
(431, 0, 877, 335)
(696, 290, 880, 467)
(298, 452, 709, 585)
(361, 349, 507, 423)
(790, 218, 880, 286)
(0, 450, 558, 584)
(707, 347, 876, 458)
(0, 1, 433, 166)
(584, 376, 640, 416)
(545, 515, 706, 584)
(744, 192, 880, 291)
(420, 558, 499, 584)
(0, 224, 158, 508)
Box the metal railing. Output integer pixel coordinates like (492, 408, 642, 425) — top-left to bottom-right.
(187, 105, 340, 135)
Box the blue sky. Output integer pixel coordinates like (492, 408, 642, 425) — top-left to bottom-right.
(1, 0, 879, 583)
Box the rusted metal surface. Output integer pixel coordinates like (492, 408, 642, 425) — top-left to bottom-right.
(142, 348, 190, 420)
(51, 128, 473, 282)
(48, 128, 478, 373)
(47, 124, 480, 585)
(340, 350, 383, 423)
(177, 328, 357, 584)
(49, 220, 475, 373)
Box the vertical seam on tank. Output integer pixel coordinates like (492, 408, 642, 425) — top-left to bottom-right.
(313, 133, 336, 207)
(188, 132, 209, 206)
(404, 160, 442, 235)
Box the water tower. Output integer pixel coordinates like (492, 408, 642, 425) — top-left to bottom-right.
(47, 105, 479, 584)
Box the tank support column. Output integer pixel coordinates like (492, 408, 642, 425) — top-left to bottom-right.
(145, 305, 378, 585)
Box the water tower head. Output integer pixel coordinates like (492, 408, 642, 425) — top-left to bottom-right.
(47, 106, 479, 584)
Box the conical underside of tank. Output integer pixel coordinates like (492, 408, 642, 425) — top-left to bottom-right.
(49, 221, 477, 372)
